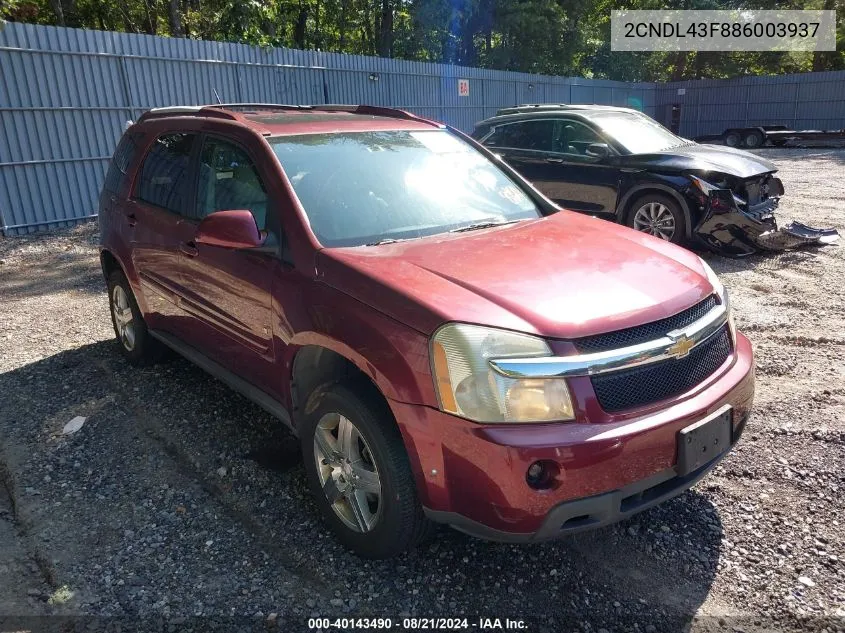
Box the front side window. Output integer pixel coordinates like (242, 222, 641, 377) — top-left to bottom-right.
(485, 120, 555, 152)
(196, 138, 268, 229)
(588, 111, 686, 154)
(555, 120, 604, 156)
(136, 133, 195, 213)
(270, 130, 542, 247)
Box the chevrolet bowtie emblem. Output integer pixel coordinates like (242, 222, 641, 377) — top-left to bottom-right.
(667, 335, 695, 359)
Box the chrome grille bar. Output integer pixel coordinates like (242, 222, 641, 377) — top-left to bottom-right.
(489, 303, 728, 379)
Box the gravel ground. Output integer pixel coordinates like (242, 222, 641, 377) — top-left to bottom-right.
(0, 148, 843, 633)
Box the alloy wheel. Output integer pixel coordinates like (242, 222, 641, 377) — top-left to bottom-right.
(632, 202, 676, 241)
(313, 412, 383, 533)
(111, 285, 136, 351)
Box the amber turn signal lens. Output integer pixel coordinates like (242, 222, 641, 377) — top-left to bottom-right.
(432, 340, 458, 414)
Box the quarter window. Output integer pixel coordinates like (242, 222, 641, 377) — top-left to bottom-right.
(104, 133, 138, 194)
(137, 133, 196, 213)
(196, 138, 268, 230)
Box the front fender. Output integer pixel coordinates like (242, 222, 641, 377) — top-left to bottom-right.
(285, 283, 437, 408)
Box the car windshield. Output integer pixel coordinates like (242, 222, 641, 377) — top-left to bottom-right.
(588, 111, 688, 154)
(270, 130, 542, 247)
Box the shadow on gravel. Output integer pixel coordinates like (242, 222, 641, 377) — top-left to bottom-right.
(0, 253, 103, 299)
(0, 340, 725, 631)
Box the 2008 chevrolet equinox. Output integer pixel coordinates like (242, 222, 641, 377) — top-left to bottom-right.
(99, 104, 754, 559)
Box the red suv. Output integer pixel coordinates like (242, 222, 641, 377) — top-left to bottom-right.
(99, 104, 754, 559)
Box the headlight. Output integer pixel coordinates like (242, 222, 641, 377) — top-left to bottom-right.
(699, 258, 725, 301)
(700, 257, 736, 341)
(431, 323, 575, 423)
(689, 175, 745, 208)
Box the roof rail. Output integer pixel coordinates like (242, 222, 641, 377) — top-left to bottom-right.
(212, 103, 310, 112)
(136, 105, 242, 124)
(137, 103, 436, 124)
(495, 104, 571, 115)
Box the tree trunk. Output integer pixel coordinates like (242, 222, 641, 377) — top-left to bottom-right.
(670, 51, 688, 81)
(314, 0, 321, 50)
(378, 0, 393, 57)
(294, 4, 308, 49)
(168, 0, 183, 37)
(142, 0, 157, 35)
(812, 0, 837, 72)
(339, 0, 350, 49)
(47, 0, 65, 26)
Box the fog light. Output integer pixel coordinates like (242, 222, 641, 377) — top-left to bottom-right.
(526, 460, 559, 490)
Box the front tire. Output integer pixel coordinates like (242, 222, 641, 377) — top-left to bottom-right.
(743, 129, 764, 148)
(301, 381, 433, 559)
(626, 194, 687, 244)
(107, 270, 165, 366)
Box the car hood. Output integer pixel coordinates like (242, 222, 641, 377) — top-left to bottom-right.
(316, 212, 714, 339)
(626, 143, 777, 179)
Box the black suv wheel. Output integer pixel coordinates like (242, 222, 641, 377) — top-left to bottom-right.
(626, 194, 687, 244)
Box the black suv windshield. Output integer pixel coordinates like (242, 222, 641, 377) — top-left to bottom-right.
(588, 111, 687, 154)
(270, 130, 541, 247)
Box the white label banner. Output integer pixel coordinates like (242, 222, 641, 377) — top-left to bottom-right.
(611, 10, 836, 51)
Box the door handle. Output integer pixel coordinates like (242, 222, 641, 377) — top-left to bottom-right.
(545, 157, 564, 164)
(126, 213, 137, 227)
(179, 241, 198, 257)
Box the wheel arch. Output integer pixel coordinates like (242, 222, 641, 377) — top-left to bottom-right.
(287, 338, 431, 505)
(617, 184, 694, 240)
(100, 248, 124, 280)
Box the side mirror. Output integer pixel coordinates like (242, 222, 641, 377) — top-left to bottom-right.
(195, 210, 264, 249)
(585, 143, 610, 159)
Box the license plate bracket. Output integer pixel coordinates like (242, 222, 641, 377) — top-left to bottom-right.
(677, 406, 732, 476)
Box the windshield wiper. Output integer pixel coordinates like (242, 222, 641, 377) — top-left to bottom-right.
(364, 238, 407, 246)
(449, 219, 521, 233)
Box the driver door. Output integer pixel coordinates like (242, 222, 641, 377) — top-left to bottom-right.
(531, 119, 621, 216)
(177, 134, 280, 395)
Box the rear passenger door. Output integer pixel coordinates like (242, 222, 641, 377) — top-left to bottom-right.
(482, 119, 557, 188)
(128, 132, 199, 336)
(177, 134, 278, 393)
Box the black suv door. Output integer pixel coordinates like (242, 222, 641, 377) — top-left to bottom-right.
(482, 118, 622, 216)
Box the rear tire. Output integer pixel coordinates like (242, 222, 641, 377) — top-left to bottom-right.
(626, 193, 687, 245)
(301, 381, 434, 559)
(107, 270, 166, 366)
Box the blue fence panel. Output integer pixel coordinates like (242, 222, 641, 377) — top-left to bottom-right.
(3, 22, 845, 234)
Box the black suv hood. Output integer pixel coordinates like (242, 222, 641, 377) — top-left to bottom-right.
(624, 143, 777, 179)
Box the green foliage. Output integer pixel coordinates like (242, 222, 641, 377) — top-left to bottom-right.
(3, 0, 843, 80)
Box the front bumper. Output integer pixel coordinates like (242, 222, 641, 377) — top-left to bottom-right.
(389, 332, 754, 540)
(694, 185, 840, 256)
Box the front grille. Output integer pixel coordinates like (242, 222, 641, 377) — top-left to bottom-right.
(591, 326, 732, 413)
(573, 296, 718, 354)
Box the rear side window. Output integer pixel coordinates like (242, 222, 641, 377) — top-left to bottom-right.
(485, 120, 555, 152)
(137, 133, 196, 213)
(103, 133, 137, 194)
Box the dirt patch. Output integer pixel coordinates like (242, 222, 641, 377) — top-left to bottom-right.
(0, 150, 844, 632)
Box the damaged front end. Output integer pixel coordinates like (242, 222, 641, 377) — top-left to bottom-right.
(690, 175, 840, 256)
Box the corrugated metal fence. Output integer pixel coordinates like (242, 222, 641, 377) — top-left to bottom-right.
(0, 22, 654, 235)
(1, 22, 843, 235)
(655, 70, 845, 139)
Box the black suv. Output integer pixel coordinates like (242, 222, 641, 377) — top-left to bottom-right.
(471, 104, 793, 256)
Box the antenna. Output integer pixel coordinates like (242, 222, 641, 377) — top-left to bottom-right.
(213, 88, 222, 105)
